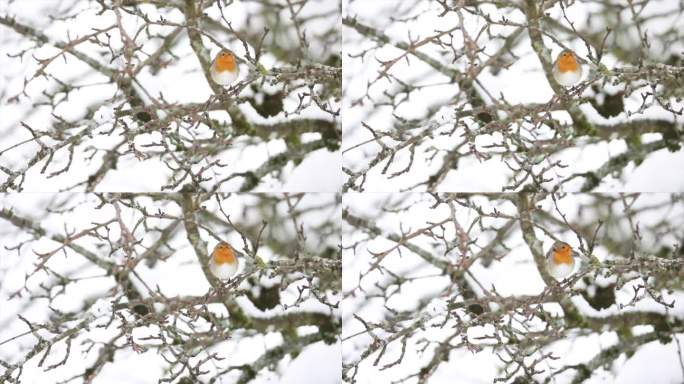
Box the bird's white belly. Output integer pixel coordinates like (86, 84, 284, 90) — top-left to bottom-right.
(210, 261, 238, 279)
(548, 261, 575, 279)
(554, 69, 582, 86)
(211, 67, 239, 86)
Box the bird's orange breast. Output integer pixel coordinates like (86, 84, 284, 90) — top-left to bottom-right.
(214, 247, 236, 264)
(558, 55, 578, 73)
(553, 248, 573, 264)
(215, 54, 237, 72)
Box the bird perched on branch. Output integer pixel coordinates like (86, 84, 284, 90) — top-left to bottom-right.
(552, 49, 582, 87)
(210, 241, 240, 280)
(546, 241, 579, 280)
(211, 49, 239, 86)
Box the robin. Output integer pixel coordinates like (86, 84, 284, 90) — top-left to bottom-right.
(552, 49, 582, 87)
(210, 49, 239, 86)
(209, 241, 239, 280)
(546, 241, 579, 280)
